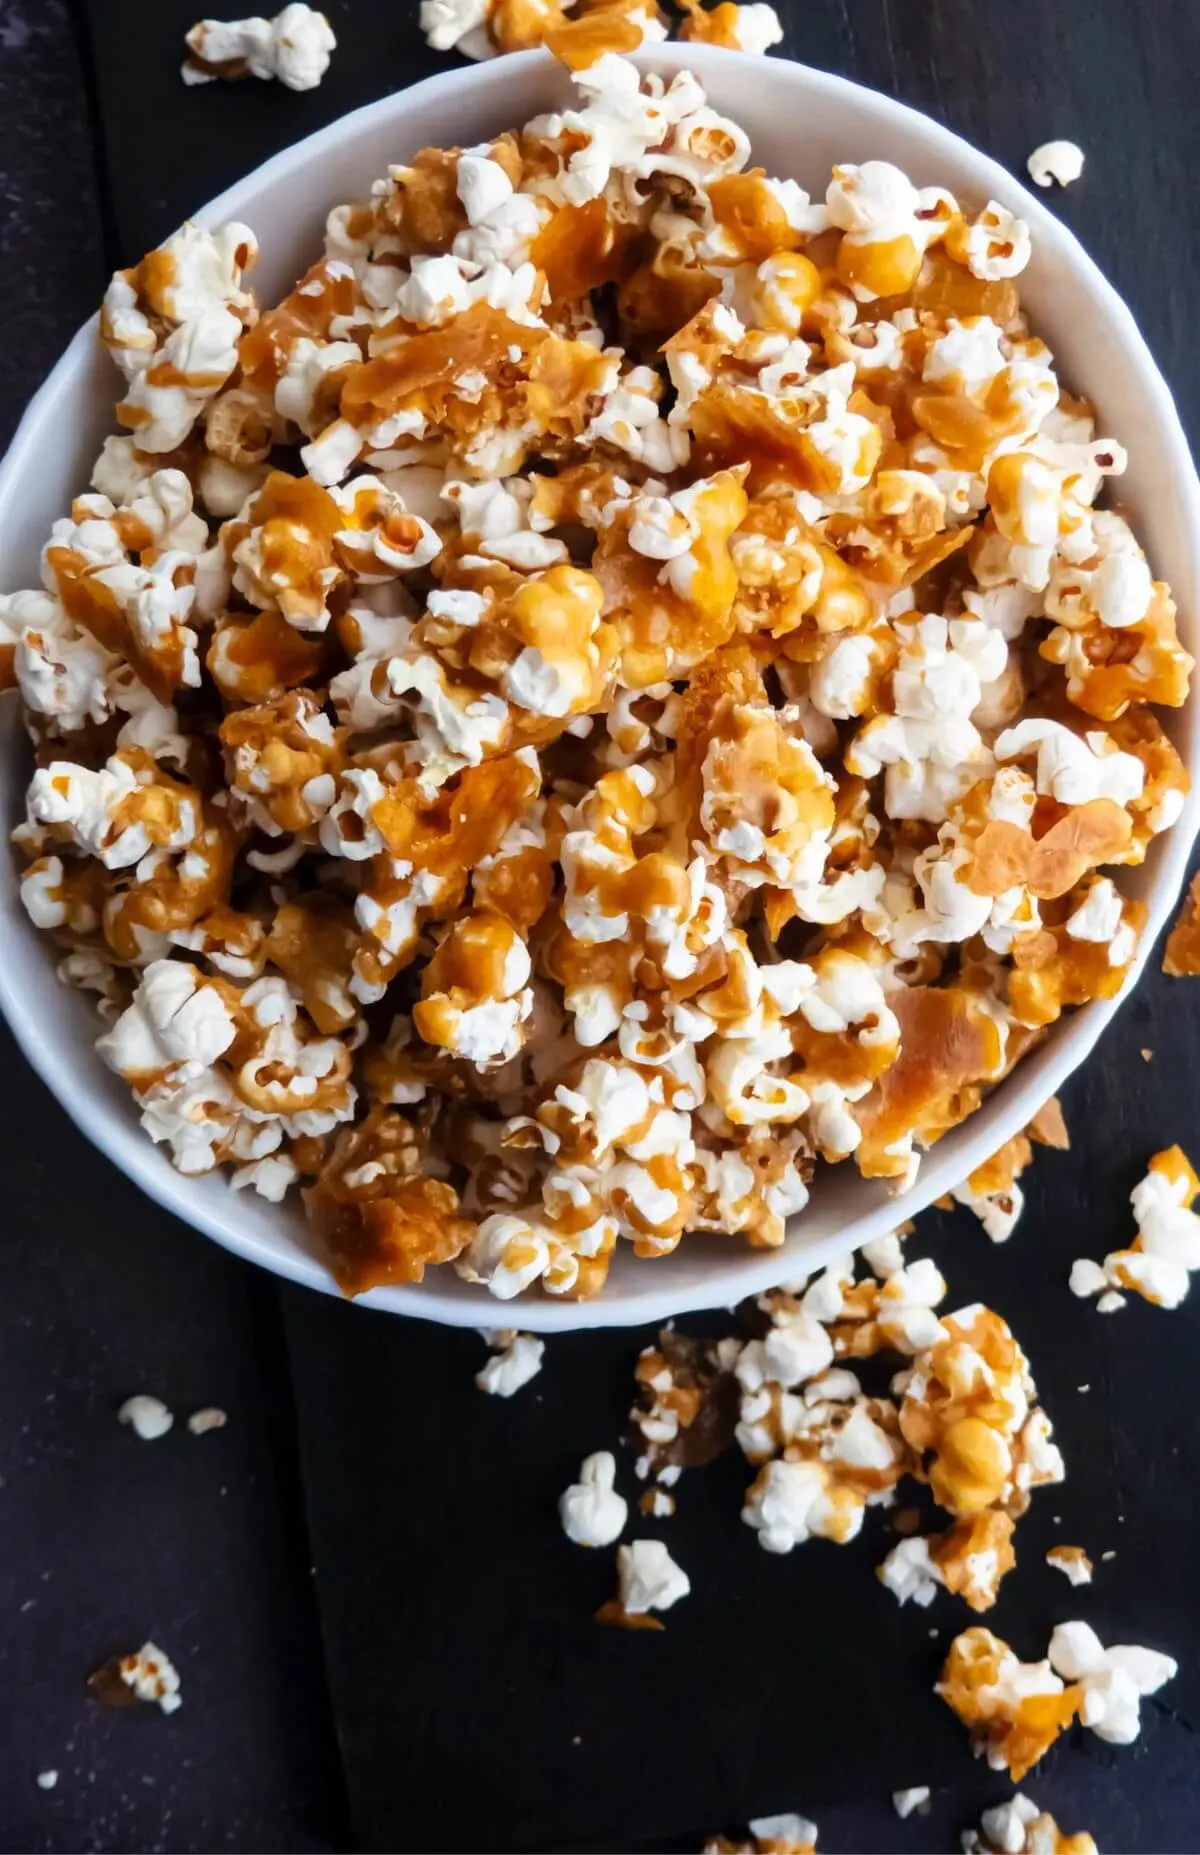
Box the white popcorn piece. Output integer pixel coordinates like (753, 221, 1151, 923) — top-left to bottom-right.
(615, 1538, 690, 1613)
(117, 1395, 175, 1441)
(36, 1771, 59, 1792)
(475, 1331, 545, 1397)
(1027, 140, 1085, 189)
(560, 1450, 629, 1547)
(892, 1787, 930, 1819)
(747, 1814, 818, 1850)
(878, 1536, 943, 1608)
(184, 4, 337, 90)
(1048, 1618, 1176, 1745)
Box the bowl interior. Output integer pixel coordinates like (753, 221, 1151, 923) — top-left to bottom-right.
(1, 45, 1197, 1330)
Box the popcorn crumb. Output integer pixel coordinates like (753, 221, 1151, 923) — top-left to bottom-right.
(892, 1786, 930, 1818)
(184, 4, 336, 90)
(187, 1406, 228, 1434)
(1046, 1545, 1093, 1586)
(117, 1395, 174, 1441)
(1141, 1048, 1154, 1062)
(640, 1486, 676, 1517)
(36, 1771, 58, 1792)
(476, 1332, 544, 1397)
(560, 1450, 628, 1546)
(1026, 140, 1085, 189)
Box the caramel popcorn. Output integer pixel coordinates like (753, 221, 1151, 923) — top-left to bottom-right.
(936, 1627, 1080, 1781)
(952, 1095, 1069, 1241)
(90, 1641, 183, 1715)
(6, 53, 1190, 1301)
(183, 5, 336, 90)
(897, 1307, 1064, 1520)
(704, 1815, 818, 1855)
(1070, 1144, 1200, 1310)
(939, 1618, 1176, 1780)
(1163, 870, 1200, 975)
(962, 1794, 1097, 1855)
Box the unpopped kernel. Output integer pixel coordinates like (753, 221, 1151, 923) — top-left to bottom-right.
(5, 52, 1191, 1304)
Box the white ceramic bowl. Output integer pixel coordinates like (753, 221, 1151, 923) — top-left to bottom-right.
(2, 45, 1198, 1330)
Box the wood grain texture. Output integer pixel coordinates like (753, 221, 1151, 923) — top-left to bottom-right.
(4, 0, 1200, 1847)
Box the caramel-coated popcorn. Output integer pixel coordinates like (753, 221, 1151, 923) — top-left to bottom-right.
(6, 54, 1191, 1301)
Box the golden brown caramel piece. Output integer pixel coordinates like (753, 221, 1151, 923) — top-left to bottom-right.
(931, 1510, 1017, 1611)
(208, 608, 329, 705)
(1163, 871, 1200, 976)
(855, 985, 1006, 1180)
(937, 1627, 1080, 1782)
(594, 1598, 665, 1631)
(1009, 901, 1146, 1029)
(305, 1108, 475, 1295)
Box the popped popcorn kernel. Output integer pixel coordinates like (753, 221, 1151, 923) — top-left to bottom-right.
(962, 1794, 1097, 1855)
(184, 5, 336, 90)
(936, 1626, 1079, 1781)
(1070, 1144, 1200, 1311)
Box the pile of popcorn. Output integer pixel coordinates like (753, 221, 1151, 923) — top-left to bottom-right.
(3, 49, 1192, 1304)
(619, 1227, 1065, 1616)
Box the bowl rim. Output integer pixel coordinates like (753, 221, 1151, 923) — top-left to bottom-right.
(2, 43, 1198, 1331)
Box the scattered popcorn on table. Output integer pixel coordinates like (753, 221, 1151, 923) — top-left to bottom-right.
(1046, 1545, 1092, 1586)
(90, 1641, 183, 1715)
(1026, 141, 1085, 190)
(598, 1537, 690, 1626)
(183, 5, 336, 90)
(892, 1787, 930, 1819)
(939, 1617, 1175, 1778)
(5, 49, 1191, 1307)
(1163, 870, 1200, 974)
(187, 1405, 229, 1434)
(475, 1329, 545, 1396)
(117, 1394, 174, 1440)
(961, 1794, 1097, 1855)
(704, 1813, 818, 1855)
(1070, 1145, 1200, 1310)
(560, 1449, 629, 1545)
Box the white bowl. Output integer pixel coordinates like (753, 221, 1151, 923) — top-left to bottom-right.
(2, 45, 1198, 1331)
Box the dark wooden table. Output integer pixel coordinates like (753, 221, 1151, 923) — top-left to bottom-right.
(4, 2, 1200, 1849)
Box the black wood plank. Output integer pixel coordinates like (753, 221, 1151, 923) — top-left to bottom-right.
(1, 12, 349, 1849)
(65, 0, 1200, 1848)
